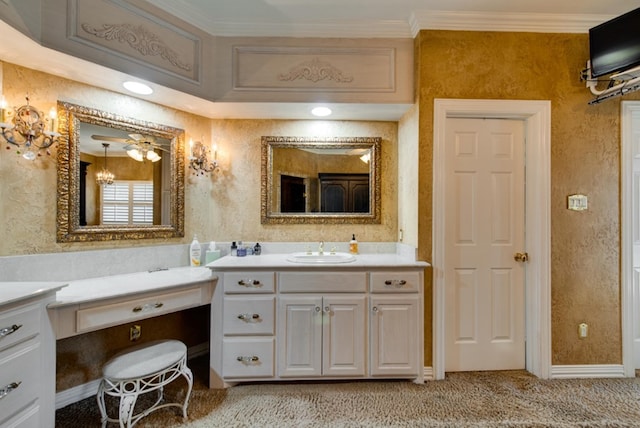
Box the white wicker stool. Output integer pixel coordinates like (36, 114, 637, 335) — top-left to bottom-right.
(96, 340, 193, 428)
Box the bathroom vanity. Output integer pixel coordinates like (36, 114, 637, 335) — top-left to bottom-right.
(0, 282, 66, 428)
(207, 252, 427, 388)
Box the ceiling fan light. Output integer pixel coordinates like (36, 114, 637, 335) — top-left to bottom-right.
(127, 148, 144, 162)
(147, 150, 161, 162)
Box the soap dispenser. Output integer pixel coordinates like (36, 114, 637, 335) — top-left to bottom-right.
(349, 234, 358, 254)
(190, 235, 201, 266)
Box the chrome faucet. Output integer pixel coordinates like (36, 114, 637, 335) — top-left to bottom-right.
(318, 241, 324, 255)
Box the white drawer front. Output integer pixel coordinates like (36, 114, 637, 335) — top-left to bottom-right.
(223, 338, 274, 378)
(223, 296, 275, 335)
(0, 303, 40, 352)
(0, 340, 40, 421)
(76, 287, 202, 333)
(223, 272, 275, 294)
(370, 271, 420, 293)
(279, 272, 367, 293)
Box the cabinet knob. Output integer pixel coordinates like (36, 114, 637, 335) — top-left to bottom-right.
(236, 355, 259, 364)
(0, 324, 22, 338)
(315, 306, 321, 313)
(384, 279, 407, 287)
(372, 306, 379, 313)
(238, 279, 262, 287)
(0, 381, 21, 400)
(324, 306, 330, 313)
(237, 313, 260, 322)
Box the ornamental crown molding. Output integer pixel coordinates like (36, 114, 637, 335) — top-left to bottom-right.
(409, 11, 615, 37)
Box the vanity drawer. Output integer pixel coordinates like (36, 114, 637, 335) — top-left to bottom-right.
(0, 302, 40, 352)
(0, 339, 40, 420)
(223, 272, 275, 294)
(223, 296, 275, 335)
(76, 287, 202, 333)
(223, 337, 274, 378)
(279, 271, 367, 293)
(370, 271, 421, 293)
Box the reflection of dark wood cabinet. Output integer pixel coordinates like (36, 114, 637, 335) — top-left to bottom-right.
(319, 173, 369, 213)
(79, 161, 90, 226)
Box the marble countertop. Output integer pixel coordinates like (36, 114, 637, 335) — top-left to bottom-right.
(50, 266, 213, 308)
(206, 253, 429, 270)
(0, 282, 68, 307)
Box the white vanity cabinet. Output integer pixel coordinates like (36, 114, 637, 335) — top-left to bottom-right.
(0, 283, 65, 428)
(208, 255, 425, 389)
(278, 294, 366, 378)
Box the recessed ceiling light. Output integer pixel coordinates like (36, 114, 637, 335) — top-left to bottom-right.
(311, 106, 332, 117)
(123, 81, 153, 95)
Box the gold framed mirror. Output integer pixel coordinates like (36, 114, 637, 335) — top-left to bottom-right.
(261, 136, 381, 224)
(56, 101, 185, 242)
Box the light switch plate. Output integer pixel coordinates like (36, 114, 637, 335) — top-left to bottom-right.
(568, 194, 588, 211)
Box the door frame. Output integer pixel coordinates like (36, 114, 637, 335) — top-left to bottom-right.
(432, 98, 551, 380)
(621, 101, 640, 377)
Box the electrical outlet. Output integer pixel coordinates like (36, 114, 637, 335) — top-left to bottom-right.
(578, 323, 588, 339)
(130, 325, 141, 341)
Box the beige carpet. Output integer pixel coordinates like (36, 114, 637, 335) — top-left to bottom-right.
(56, 357, 640, 427)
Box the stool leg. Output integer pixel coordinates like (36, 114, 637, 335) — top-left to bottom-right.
(119, 394, 138, 428)
(96, 381, 108, 428)
(181, 365, 194, 420)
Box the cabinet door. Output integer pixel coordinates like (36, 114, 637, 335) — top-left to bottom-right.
(322, 295, 366, 377)
(370, 295, 419, 376)
(278, 295, 322, 377)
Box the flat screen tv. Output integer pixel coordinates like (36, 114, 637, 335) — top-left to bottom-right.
(589, 7, 640, 78)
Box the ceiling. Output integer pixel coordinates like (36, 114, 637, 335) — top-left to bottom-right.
(1, 1, 639, 121)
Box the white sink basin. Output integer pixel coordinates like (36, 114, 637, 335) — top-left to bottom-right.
(286, 252, 356, 264)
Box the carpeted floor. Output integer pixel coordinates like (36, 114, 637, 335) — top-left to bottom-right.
(56, 356, 640, 427)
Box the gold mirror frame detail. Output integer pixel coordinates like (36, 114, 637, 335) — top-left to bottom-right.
(261, 136, 381, 224)
(56, 101, 185, 242)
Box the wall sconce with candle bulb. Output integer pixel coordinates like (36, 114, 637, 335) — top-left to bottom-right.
(0, 95, 59, 160)
(189, 138, 218, 176)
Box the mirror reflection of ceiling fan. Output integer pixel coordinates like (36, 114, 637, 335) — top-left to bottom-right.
(91, 133, 167, 162)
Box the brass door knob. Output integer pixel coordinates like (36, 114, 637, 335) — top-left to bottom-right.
(514, 252, 529, 262)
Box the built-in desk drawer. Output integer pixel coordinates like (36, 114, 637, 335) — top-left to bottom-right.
(0, 339, 40, 421)
(0, 302, 40, 352)
(76, 286, 202, 333)
(223, 296, 275, 335)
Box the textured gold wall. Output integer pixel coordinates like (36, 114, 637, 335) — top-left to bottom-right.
(0, 62, 398, 257)
(416, 30, 640, 365)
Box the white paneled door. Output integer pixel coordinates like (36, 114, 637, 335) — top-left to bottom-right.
(444, 118, 526, 372)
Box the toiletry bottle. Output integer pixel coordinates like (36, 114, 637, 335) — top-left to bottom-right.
(190, 235, 201, 266)
(206, 241, 221, 264)
(253, 242, 262, 255)
(230, 241, 237, 256)
(237, 241, 247, 257)
(349, 234, 358, 254)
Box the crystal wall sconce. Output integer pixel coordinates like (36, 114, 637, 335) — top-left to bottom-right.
(189, 139, 218, 176)
(0, 95, 59, 160)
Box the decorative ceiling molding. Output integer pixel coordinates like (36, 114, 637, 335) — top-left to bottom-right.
(409, 11, 615, 37)
(279, 58, 354, 83)
(81, 23, 193, 71)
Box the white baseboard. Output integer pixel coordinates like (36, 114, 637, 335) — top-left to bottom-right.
(56, 342, 209, 409)
(550, 364, 626, 379)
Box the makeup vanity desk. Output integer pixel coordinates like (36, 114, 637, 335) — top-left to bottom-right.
(48, 267, 215, 339)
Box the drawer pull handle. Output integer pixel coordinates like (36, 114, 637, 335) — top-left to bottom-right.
(0, 382, 21, 400)
(237, 355, 259, 364)
(132, 302, 164, 313)
(384, 279, 407, 287)
(238, 279, 262, 287)
(237, 313, 261, 321)
(0, 324, 22, 338)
